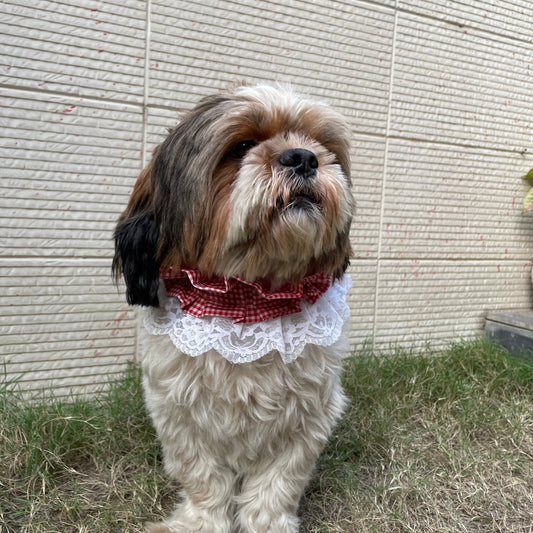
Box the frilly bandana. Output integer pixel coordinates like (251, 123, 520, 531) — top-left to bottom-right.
(145, 273, 352, 363)
(159, 267, 333, 323)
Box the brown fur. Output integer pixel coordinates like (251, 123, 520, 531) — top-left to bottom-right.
(114, 83, 354, 302)
(113, 84, 355, 533)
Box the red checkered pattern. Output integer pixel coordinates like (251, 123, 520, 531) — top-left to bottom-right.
(160, 267, 333, 323)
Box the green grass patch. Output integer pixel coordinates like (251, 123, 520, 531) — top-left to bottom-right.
(0, 365, 176, 533)
(1, 339, 532, 532)
(302, 339, 533, 532)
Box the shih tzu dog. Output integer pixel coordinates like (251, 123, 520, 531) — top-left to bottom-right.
(113, 84, 354, 533)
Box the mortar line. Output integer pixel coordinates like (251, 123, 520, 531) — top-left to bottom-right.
(372, 1, 399, 352)
(134, 0, 152, 364)
(141, 0, 152, 170)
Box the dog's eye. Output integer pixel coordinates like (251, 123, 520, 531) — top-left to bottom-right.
(227, 140, 257, 160)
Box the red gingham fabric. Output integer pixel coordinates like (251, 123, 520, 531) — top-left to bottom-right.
(159, 267, 333, 323)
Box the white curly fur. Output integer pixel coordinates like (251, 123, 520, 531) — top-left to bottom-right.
(140, 328, 348, 533)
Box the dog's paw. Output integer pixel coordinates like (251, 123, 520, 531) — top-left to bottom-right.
(145, 522, 174, 533)
(144, 520, 195, 533)
(145, 509, 232, 533)
(238, 512, 300, 533)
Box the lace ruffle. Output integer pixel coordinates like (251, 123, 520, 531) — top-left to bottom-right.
(144, 274, 351, 364)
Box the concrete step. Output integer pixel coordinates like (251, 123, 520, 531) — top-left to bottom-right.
(485, 310, 533, 359)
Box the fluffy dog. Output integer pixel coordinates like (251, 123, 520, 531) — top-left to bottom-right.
(113, 84, 354, 533)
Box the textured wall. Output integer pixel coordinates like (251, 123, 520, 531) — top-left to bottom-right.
(1, 0, 533, 396)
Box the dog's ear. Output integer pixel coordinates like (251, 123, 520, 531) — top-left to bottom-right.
(113, 210, 160, 307)
(113, 159, 161, 307)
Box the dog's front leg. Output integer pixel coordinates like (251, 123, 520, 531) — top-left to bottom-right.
(235, 437, 324, 533)
(145, 456, 236, 533)
(142, 365, 237, 533)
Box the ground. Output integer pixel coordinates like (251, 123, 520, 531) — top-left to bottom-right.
(1, 339, 532, 532)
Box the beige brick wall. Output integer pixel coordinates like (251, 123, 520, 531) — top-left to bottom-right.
(1, 0, 532, 395)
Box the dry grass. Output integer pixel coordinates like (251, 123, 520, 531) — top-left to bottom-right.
(1, 339, 532, 532)
(302, 339, 533, 532)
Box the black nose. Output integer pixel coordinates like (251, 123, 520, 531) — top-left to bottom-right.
(279, 148, 318, 179)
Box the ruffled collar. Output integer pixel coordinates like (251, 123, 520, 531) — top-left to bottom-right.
(144, 273, 351, 364)
(159, 267, 333, 323)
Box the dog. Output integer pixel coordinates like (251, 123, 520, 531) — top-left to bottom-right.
(113, 83, 354, 533)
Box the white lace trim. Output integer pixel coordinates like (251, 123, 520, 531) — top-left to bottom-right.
(143, 274, 351, 364)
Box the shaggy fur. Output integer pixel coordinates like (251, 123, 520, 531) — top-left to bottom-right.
(141, 332, 348, 533)
(113, 84, 354, 532)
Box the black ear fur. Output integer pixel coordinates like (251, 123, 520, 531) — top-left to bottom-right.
(112, 211, 160, 307)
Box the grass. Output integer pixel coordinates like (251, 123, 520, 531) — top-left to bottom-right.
(302, 339, 533, 532)
(1, 338, 532, 532)
(0, 367, 176, 533)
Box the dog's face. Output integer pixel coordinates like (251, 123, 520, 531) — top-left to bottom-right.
(113, 84, 354, 306)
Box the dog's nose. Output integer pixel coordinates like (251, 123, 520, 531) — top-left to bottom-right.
(279, 148, 318, 179)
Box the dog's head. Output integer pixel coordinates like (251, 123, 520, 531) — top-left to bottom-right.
(113, 84, 354, 306)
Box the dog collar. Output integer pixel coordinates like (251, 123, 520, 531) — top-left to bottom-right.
(144, 273, 351, 364)
(159, 267, 333, 323)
